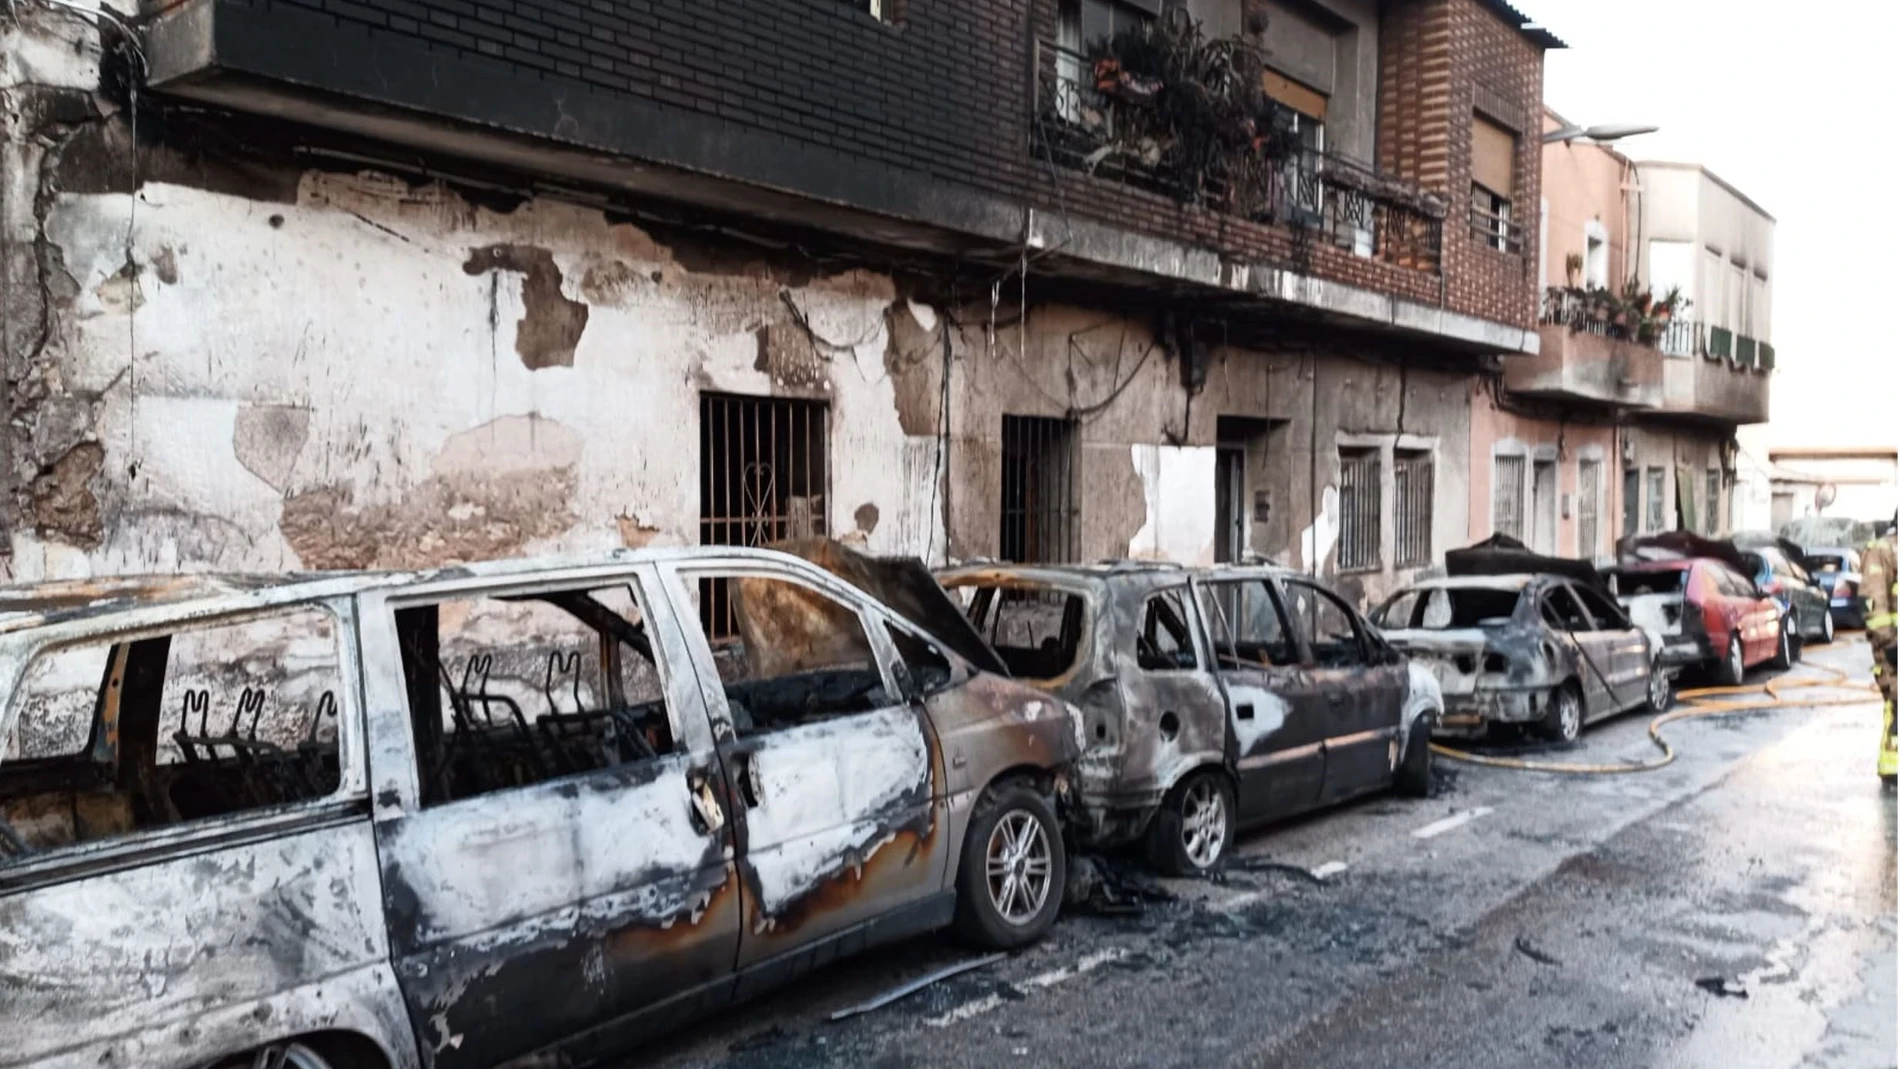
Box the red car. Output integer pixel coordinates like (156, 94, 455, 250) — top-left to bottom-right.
(1609, 557, 1790, 684)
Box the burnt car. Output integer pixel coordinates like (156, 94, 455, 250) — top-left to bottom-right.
(1372, 539, 1666, 744)
(1609, 532, 1791, 684)
(937, 562, 1441, 876)
(0, 546, 1080, 1069)
(1733, 532, 1834, 644)
(1802, 546, 1864, 630)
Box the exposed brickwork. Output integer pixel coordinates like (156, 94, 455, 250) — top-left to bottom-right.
(224, 0, 1539, 330)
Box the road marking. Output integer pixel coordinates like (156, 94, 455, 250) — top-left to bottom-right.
(1310, 860, 1349, 879)
(1218, 888, 1272, 912)
(924, 948, 1131, 1028)
(1411, 807, 1494, 840)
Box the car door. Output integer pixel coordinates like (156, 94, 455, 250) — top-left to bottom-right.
(1122, 582, 1229, 799)
(1566, 582, 1652, 714)
(358, 567, 741, 1069)
(1192, 574, 1324, 822)
(1779, 554, 1825, 636)
(664, 560, 946, 989)
(1716, 564, 1777, 664)
(1538, 585, 1614, 715)
(1278, 578, 1408, 805)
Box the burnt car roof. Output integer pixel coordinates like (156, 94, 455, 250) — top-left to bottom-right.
(1615, 531, 1753, 572)
(1396, 574, 1536, 593)
(1444, 534, 1606, 589)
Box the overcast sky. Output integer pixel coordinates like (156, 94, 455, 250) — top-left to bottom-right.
(1514, 0, 1898, 451)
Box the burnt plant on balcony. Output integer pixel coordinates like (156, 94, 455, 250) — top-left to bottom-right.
(1084, 9, 1301, 212)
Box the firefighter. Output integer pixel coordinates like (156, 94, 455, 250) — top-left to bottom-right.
(1867, 516, 1897, 783)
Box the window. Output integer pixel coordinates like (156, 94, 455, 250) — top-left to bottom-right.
(1469, 114, 1517, 252)
(1705, 470, 1722, 535)
(1280, 580, 1368, 669)
(700, 393, 828, 636)
(1494, 453, 1527, 541)
(1197, 579, 1298, 668)
(1712, 565, 1757, 600)
(1531, 458, 1558, 555)
(1571, 584, 1632, 630)
(1375, 586, 1520, 630)
(884, 623, 954, 695)
(1136, 588, 1199, 671)
(1583, 221, 1609, 288)
(1578, 459, 1602, 559)
(1394, 450, 1434, 568)
(683, 572, 895, 738)
(1058, 0, 1153, 51)
(1645, 468, 1666, 532)
(394, 584, 674, 806)
(1, 607, 346, 862)
(1540, 587, 1592, 631)
(961, 585, 1087, 681)
(1000, 415, 1077, 563)
(1337, 448, 1381, 572)
(1623, 467, 1641, 537)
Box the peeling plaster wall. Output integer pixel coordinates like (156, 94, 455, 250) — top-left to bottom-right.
(1467, 391, 1618, 561)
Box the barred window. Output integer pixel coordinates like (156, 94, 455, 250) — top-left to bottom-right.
(1000, 415, 1077, 563)
(1645, 468, 1666, 532)
(1494, 454, 1526, 541)
(1338, 449, 1381, 573)
(1394, 450, 1433, 568)
(1577, 460, 1601, 559)
(1622, 467, 1641, 537)
(699, 393, 828, 637)
(1705, 469, 1722, 535)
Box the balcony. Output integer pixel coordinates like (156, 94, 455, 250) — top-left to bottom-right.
(1514, 291, 1665, 408)
(1033, 40, 1444, 275)
(1657, 332, 1772, 425)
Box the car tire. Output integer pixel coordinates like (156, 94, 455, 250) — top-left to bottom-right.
(1146, 770, 1235, 877)
(1645, 657, 1672, 714)
(1716, 631, 1746, 685)
(1770, 619, 1795, 670)
(954, 782, 1066, 949)
(1539, 684, 1583, 745)
(1821, 609, 1836, 645)
(213, 1044, 337, 1069)
(1394, 723, 1433, 798)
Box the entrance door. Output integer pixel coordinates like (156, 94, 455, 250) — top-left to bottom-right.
(1215, 446, 1245, 564)
(1279, 578, 1408, 801)
(361, 571, 740, 1069)
(671, 564, 946, 985)
(1193, 575, 1324, 821)
(1532, 459, 1558, 555)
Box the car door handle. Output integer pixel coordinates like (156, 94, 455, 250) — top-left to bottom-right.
(687, 772, 726, 835)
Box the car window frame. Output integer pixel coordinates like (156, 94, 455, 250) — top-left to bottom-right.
(1278, 577, 1373, 669)
(1196, 575, 1304, 669)
(1136, 584, 1203, 672)
(0, 597, 368, 888)
(1568, 582, 1633, 631)
(1539, 585, 1593, 631)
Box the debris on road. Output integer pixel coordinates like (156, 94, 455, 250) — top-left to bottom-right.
(826, 953, 1008, 1021)
(1067, 855, 1175, 915)
(1227, 858, 1335, 884)
(729, 1025, 792, 1053)
(1512, 934, 1562, 966)
(1694, 976, 1750, 998)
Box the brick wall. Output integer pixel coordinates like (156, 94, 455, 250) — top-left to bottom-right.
(217, 0, 1536, 328)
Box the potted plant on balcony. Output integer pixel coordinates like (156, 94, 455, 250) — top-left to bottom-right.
(1565, 252, 1583, 287)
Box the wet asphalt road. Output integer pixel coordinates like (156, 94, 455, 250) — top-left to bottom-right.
(633, 637, 1896, 1069)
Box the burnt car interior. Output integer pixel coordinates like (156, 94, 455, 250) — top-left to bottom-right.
(394, 585, 679, 807)
(1376, 587, 1521, 629)
(712, 574, 912, 737)
(0, 607, 345, 862)
(963, 586, 1086, 680)
(1200, 579, 1300, 668)
(1610, 567, 1687, 597)
(1283, 581, 1371, 668)
(1137, 589, 1198, 670)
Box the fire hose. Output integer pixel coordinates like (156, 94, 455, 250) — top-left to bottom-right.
(1428, 660, 1881, 775)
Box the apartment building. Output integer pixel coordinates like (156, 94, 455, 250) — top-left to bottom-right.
(2, 0, 1556, 606)
(1467, 112, 1772, 559)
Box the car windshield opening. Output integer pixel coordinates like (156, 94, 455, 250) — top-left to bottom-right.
(1610, 568, 1686, 597)
(1379, 587, 1520, 629)
(957, 585, 1087, 681)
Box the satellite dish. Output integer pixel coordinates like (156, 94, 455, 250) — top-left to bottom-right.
(1817, 483, 1838, 510)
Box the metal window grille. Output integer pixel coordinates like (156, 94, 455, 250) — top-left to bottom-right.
(1393, 451, 1433, 568)
(1000, 415, 1077, 563)
(1578, 460, 1601, 559)
(699, 394, 829, 636)
(1706, 470, 1722, 535)
(1493, 455, 1526, 541)
(1338, 449, 1381, 572)
(1622, 467, 1641, 537)
(1645, 468, 1666, 532)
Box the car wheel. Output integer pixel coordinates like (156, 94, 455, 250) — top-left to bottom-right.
(954, 783, 1065, 949)
(1146, 770, 1235, 876)
(1716, 631, 1746, 685)
(1821, 610, 1836, 645)
(214, 1044, 336, 1069)
(1770, 619, 1795, 670)
(1394, 723, 1433, 797)
(1646, 658, 1672, 713)
(1539, 684, 1583, 745)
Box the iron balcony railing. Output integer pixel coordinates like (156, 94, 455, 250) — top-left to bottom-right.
(1032, 40, 1444, 274)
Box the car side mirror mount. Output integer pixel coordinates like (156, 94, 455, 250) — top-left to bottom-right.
(890, 661, 919, 703)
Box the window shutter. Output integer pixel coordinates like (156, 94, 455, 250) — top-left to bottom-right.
(1471, 115, 1516, 197)
(1262, 69, 1328, 122)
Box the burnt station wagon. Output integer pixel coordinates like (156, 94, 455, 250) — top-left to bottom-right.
(0, 547, 1081, 1069)
(937, 562, 1442, 875)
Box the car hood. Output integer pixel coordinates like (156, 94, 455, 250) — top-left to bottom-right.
(760, 539, 1009, 676)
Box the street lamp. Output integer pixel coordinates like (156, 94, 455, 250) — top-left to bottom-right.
(1542, 123, 1662, 145)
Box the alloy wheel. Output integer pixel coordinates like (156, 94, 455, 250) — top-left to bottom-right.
(1559, 689, 1582, 742)
(984, 810, 1053, 925)
(1180, 778, 1229, 870)
(1649, 662, 1668, 710)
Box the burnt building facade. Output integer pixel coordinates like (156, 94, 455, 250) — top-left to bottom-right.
(2, 0, 1557, 605)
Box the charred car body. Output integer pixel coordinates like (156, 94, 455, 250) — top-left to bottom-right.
(1610, 532, 1792, 684)
(1373, 538, 1666, 744)
(937, 562, 1441, 876)
(0, 546, 1080, 1069)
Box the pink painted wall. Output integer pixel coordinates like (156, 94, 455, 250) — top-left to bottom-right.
(1467, 381, 1622, 561)
(1540, 110, 1631, 291)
